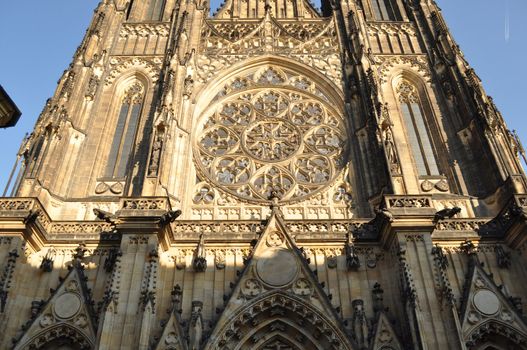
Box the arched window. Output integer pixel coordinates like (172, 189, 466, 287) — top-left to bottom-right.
(128, 0, 166, 21)
(105, 82, 145, 178)
(146, 0, 166, 21)
(371, 0, 402, 21)
(397, 80, 439, 176)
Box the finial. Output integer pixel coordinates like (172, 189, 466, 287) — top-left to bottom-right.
(264, 0, 272, 13)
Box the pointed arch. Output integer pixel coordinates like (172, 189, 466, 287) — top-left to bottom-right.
(388, 72, 441, 178)
(193, 56, 345, 118)
(205, 290, 355, 350)
(17, 324, 94, 350)
(13, 266, 97, 350)
(466, 320, 527, 350)
(253, 330, 305, 349)
(105, 81, 145, 178)
(395, 78, 439, 176)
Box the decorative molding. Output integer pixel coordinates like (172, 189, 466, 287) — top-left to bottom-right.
(105, 56, 162, 85)
(375, 55, 431, 84)
(435, 219, 489, 232)
(367, 22, 418, 37)
(119, 23, 170, 38)
(121, 197, 169, 211)
(385, 195, 432, 208)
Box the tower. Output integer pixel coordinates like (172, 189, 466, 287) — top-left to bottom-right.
(1, 0, 527, 349)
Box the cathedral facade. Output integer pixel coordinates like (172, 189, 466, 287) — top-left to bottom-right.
(1, 0, 527, 349)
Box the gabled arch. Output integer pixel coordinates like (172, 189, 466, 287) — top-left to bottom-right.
(202, 210, 355, 349)
(252, 330, 305, 349)
(206, 290, 355, 350)
(18, 324, 94, 350)
(242, 319, 321, 349)
(466, 320, 527, 350)
(13, 266, 97, 350)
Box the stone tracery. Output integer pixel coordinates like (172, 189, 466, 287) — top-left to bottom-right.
(195, 66, 347, 203)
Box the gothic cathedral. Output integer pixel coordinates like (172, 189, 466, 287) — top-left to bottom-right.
(1, 0, 527, 349)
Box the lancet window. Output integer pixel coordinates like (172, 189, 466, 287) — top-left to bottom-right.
(370, 0, 402, 21)
(397, 80, 439, 176)
(146, 0, 166, 21)
(105, 82, 145, 178)
(128, 0, 166, 21)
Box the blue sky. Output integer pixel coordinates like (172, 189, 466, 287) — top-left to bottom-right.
(0, 0, 525, 192)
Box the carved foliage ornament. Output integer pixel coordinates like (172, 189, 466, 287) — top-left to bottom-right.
(105, 56, 162, 85)
(376, 55, 431, 84)
(195, 66, 348, 204)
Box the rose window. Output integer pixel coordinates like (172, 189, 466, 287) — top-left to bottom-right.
(196, 84, 347, 203)
(243, 119, 301, 161)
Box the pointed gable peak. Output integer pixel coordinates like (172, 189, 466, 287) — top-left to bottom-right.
(203, 208, 355, 349)
(13, 266, 97, 350)
(154, 309, 188, 350)
(253, 205, 297, 252)
(153, 285, 188, 350)
(460, 259, 527, 347)
(371, 312, 403, 350)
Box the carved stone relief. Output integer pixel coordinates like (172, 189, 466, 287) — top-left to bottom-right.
(195, 66, 348, 204)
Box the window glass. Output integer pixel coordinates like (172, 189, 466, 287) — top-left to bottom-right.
(397, 80, 439, 176)
(105, 83, 144, 178)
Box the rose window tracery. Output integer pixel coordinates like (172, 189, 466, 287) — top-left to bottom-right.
(195, 66, 347, 203)
(243, 119, 301, 161)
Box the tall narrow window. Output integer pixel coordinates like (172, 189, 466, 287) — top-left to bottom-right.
(371, 0, 402, 21)
(397, 80, 439, 176)
(146, 0, 166, 21)
(105, 83, 145, 178)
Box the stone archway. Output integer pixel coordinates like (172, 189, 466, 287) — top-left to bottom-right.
(238, 318, 323, 350)
(466, 320, 527, 350)
(18, 324, 93, 350)
(206, 291, 355, 350)
(256, 333, 303, 350)
(41, 338, 83, 350)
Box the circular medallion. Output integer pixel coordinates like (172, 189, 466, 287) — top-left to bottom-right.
(473, 289, 500, 316)
(53, 293, 82, 319)
(421, 180, 434, 192)
(256, 248, 298, 287)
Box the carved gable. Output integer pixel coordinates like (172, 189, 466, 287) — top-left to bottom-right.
(370, 312, 403, 350)
(13, 266, 97, 350)
(154, 308, 188, 350)
(203, 207, 355, 350)
(460, 258, 527, 347)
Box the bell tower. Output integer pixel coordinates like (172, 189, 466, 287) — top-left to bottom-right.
(1, 0, 527, 349)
